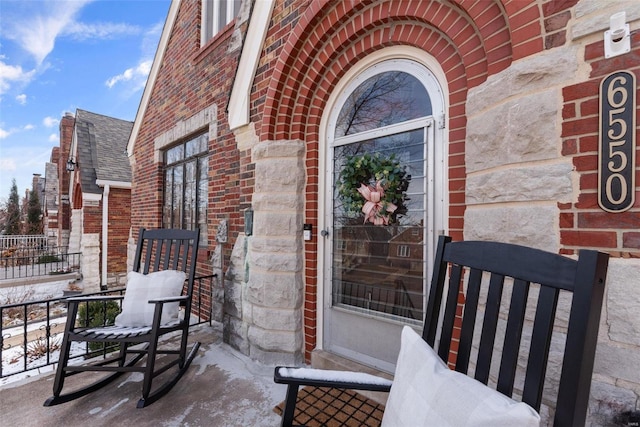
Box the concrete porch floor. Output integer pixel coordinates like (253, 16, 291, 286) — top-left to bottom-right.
(0, 323, 287, 426)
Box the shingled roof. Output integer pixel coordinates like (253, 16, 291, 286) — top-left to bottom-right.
(75, 109, 133, 194)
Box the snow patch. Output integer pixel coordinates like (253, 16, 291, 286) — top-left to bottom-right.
(277, 367, 393, 386)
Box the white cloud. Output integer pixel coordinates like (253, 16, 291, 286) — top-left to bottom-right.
(0, 58, 36, 96)
(64, 21, 140, 40)
(3, 0, 140, 67)
(0, 157, 17, 172)
(4, 0, 92, 65)
(48, 133, 59, 143)
(0, 124, 35, 139)
(16, 94, 27, 105)
(104, 20, 160, 94)
(43, 116, 59, 128)
(106, 59, 152, 89)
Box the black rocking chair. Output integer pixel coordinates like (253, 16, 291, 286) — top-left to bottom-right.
(44, 228, 200, 408)
(275, 235, 609, 426)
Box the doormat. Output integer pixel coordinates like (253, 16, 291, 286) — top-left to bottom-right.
(273, 386, 385, 426)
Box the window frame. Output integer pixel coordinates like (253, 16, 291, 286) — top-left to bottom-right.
(201, 0, 241, 46)
(163, 132, 209, 245)
(397, 245, 410, 258)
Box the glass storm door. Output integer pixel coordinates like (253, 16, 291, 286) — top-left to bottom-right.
(323, 60, 443, 372)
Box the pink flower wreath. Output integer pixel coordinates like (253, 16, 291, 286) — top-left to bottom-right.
(357, 181, 398, 225)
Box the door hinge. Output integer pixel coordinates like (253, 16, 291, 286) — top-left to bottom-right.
(438, 114, 446, 129)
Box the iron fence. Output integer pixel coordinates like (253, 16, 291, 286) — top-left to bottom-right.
(0, 246, 81, 280)
(0, 274, 217, 379)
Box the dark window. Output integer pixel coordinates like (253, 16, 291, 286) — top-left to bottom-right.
(163, 133, 209, 244)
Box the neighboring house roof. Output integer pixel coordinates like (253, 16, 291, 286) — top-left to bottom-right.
(44, 162, 59, 213)
(75, 109, 133, 194)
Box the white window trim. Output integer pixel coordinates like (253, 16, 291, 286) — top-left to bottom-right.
(397, 245, 410, 258)
(201, 0, 242, 47)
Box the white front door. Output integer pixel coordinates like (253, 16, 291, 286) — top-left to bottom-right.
(323, 58, 445, 372)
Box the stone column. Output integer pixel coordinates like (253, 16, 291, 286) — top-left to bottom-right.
(80, 233, 101, 293)
(245, 139, 305, 365)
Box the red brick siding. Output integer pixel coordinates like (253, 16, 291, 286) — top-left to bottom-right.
(59, 115, 74, 237)
(107, 188, 130, 273)
(130, 1, 242, 312)
(83, 203, 101, 234)
(560, 31, 640, 257)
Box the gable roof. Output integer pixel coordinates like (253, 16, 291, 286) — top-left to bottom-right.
(75, 109, 133, 194)
(126, 0, 181, 157)
(127, 0, 275, 153)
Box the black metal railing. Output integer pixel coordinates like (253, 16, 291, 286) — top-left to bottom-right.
(1, 246, 81, 280)
(333, 279, 421, 320)
(0, 274, 217, 379)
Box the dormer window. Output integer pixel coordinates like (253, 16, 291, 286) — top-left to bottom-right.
(202, 0, 241, 45)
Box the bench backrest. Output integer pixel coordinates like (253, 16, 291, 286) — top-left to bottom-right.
(424, 236, 609, 426)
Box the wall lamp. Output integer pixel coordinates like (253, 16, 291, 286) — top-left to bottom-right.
(66, 157, 76, 172)
(605, 11, 631, 59)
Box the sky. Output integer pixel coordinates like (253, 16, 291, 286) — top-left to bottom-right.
(0, 0, 171, 202)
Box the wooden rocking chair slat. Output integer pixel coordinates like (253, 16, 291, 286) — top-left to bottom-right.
(475, 272, 505, 385)
(523, 284, 559, 410)
(455, 267, 483, 374)
(437, 263, 462, 361)
(497, 278, 530, 396)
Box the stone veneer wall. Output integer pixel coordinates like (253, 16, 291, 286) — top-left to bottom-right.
(243, 139, 305, 365)
(463, 2, 640, 422)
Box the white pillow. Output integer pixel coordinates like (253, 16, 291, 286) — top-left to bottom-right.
(381, 326, 540, 427)
(114, 270, 186, 327)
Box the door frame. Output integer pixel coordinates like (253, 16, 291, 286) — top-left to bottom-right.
(315, 46, 449, 357)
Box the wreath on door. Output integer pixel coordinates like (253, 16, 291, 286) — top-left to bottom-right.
(338, 153, 410, 225)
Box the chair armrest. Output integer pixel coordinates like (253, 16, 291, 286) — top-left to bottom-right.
(66, 295, 125, 303)
(147, 295, 188, 304)
(274, 366, 392, 392)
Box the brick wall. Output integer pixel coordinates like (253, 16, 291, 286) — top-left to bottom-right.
(107, 187, 131, 273)
(58, 114, 74, 242)
(560, 31, 640, 257)
(130, 1, 249, 315)
(82, 202, 101, 234)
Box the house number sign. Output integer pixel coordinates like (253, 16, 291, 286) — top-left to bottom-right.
(598, 70, 636, 213)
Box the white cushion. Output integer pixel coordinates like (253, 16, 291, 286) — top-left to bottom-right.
(114, 270, 186, 327)
(381, 326, 540, 427)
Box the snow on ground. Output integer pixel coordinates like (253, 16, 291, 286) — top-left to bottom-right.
(1, 279, 85, 386)
(0, 279, 73, 303)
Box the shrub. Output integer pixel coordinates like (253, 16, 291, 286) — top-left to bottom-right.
(26, 335, 61, 362)
(37, 254, 61, 264)
(77, 300, 121, 352)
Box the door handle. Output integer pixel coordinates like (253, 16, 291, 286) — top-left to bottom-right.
(320, 229, 330, 238)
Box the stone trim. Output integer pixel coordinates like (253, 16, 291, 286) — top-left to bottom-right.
(153, 104, 217, 163)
